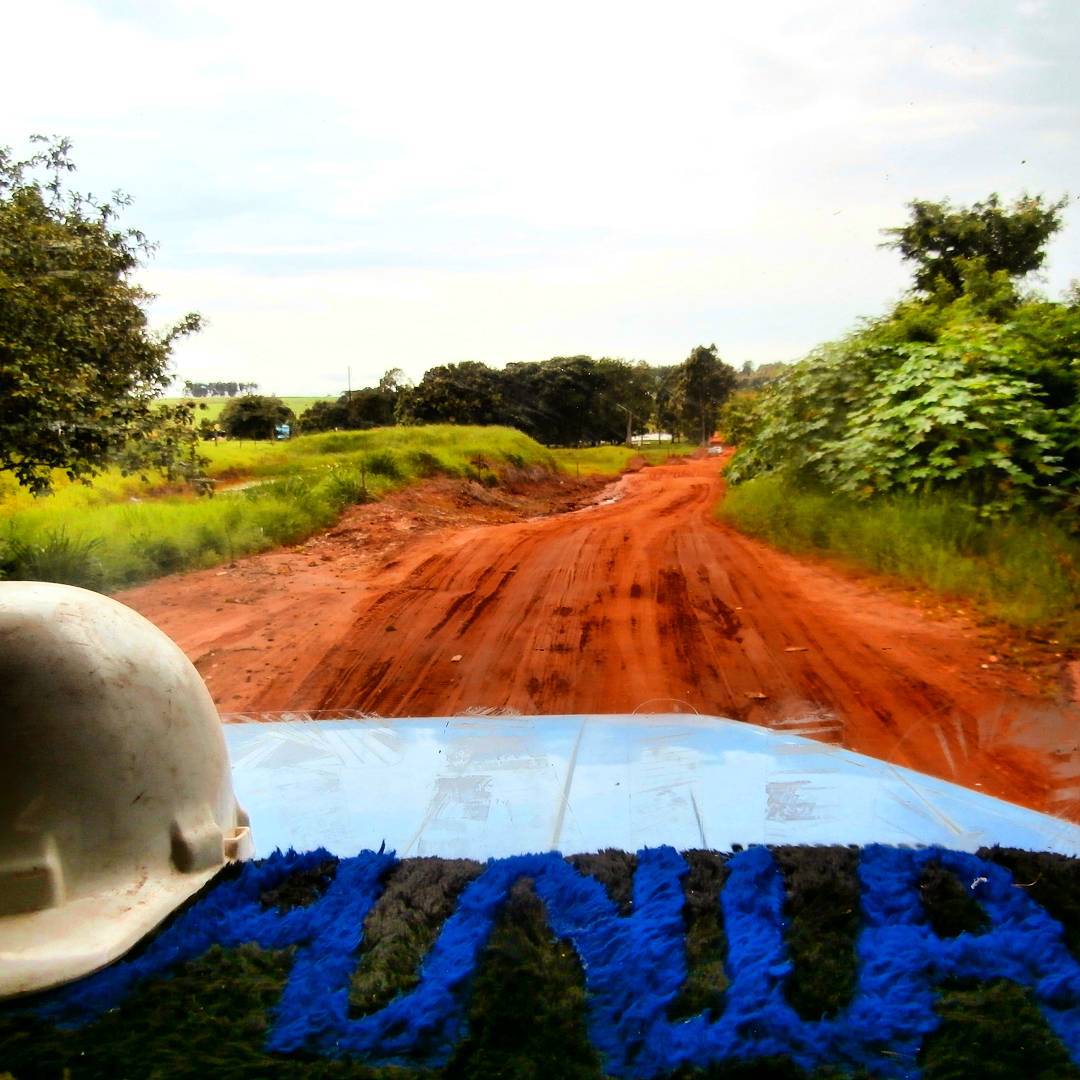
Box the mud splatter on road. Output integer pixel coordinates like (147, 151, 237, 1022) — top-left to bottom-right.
(118, 457, 1080, 821)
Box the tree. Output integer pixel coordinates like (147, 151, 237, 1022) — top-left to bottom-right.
(181, 380, 258, 397)
(299, 369, 404, 433)
(219, 395, 295, 440)
(377, 368, 409, 396)
(735, 360, 788, 390)
(672, 345, 737, 445)
(882, 193, 1067, 294)
(0, 137, 202, 494)
(396, 362, 504, 425)
(497, 356, 657, 446)
(652, 365, 684, 440)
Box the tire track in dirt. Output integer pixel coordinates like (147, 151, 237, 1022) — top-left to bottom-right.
(118, 457, 1080, 821)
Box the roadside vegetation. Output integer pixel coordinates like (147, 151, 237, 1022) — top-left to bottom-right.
(9, 136, 1075, 642)
(0, 426, 558, 591)
(721, 477, 1080, 638)
(720, 194, 1080, 642)
(552, 444, 692, 475)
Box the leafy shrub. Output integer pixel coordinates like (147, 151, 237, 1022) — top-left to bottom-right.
(406, 450, 447, 477)
(822, 340, 1060, 513)
(323, 468, 371, 506)
(727, 317, 1072, 515)
(716, 392, 763, 445)
(142, 537, 186, 574)
(0, 528, 105, 590)
(726, 337, 896, 486)
(364, 451, 402, 479)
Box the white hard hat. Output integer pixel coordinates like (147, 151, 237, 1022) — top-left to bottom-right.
(0, 581, 253, 998)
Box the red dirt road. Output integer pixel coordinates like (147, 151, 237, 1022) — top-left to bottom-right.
(119, 457, 1080, 821)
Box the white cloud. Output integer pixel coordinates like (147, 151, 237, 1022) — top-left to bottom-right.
(4, 0, 1078, 393)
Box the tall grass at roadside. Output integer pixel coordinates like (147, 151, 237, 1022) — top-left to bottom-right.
(0, 426, 558, 590)
(0, 467, 383, 590)
(719, 474, 1080, 640)
(550, 444, 693, 475)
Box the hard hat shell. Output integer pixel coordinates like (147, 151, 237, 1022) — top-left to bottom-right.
(0, 581, 253, 998)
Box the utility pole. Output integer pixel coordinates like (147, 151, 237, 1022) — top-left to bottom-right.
(347, 366, 352, 397)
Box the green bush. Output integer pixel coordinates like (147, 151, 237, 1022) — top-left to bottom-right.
(363, 450, 402, 479)
(726, 286, 1079, 516)
(716, 392, 763, 445)
(0, 528, 105, 591)
(141, 537, 187, 574)
(323, 467, 371, 506)
(406, 450, 448, 477)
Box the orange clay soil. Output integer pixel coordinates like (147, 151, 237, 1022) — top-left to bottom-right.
(117, 455, 1080, 822)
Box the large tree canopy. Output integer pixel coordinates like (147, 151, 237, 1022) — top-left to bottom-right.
(393, 356, 661, 446)
(672, 345, 737, 445)
(396, 361, 506, 427)
(219, 395, 295, 440)
(0, 137, 201, 494)
(298, 369, 406, 433)
(881, 193, 1067, 295)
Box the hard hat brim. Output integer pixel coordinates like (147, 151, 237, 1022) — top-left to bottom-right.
(0, 862, 226, 999)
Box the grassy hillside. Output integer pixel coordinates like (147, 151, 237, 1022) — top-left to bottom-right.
(0, 426, 557, 591)
(550, 444, 693, 475)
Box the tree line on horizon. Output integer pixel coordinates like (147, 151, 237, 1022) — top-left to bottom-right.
(202, 354, 790, 444)
(211, 352, 780, 445)
(181, 380, 260, 398)
(198, 349, 786, 442)
(285, 349, 764, 447)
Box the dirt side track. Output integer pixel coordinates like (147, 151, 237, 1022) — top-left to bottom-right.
(119, 457, 1080, 821)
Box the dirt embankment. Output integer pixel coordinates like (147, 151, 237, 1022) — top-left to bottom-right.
(118, 457, 1080, 822)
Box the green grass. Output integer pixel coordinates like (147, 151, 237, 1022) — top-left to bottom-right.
(0, 425, 562, 591)
(549, 444, 694, 475)
(159, 396, 333, 422)
(719, 474, 1080, 641)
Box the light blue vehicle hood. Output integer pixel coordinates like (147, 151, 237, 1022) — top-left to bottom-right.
(222, 713, 1080, 858)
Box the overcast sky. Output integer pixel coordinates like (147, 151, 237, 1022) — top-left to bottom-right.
(4, 0, 1078, 395)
